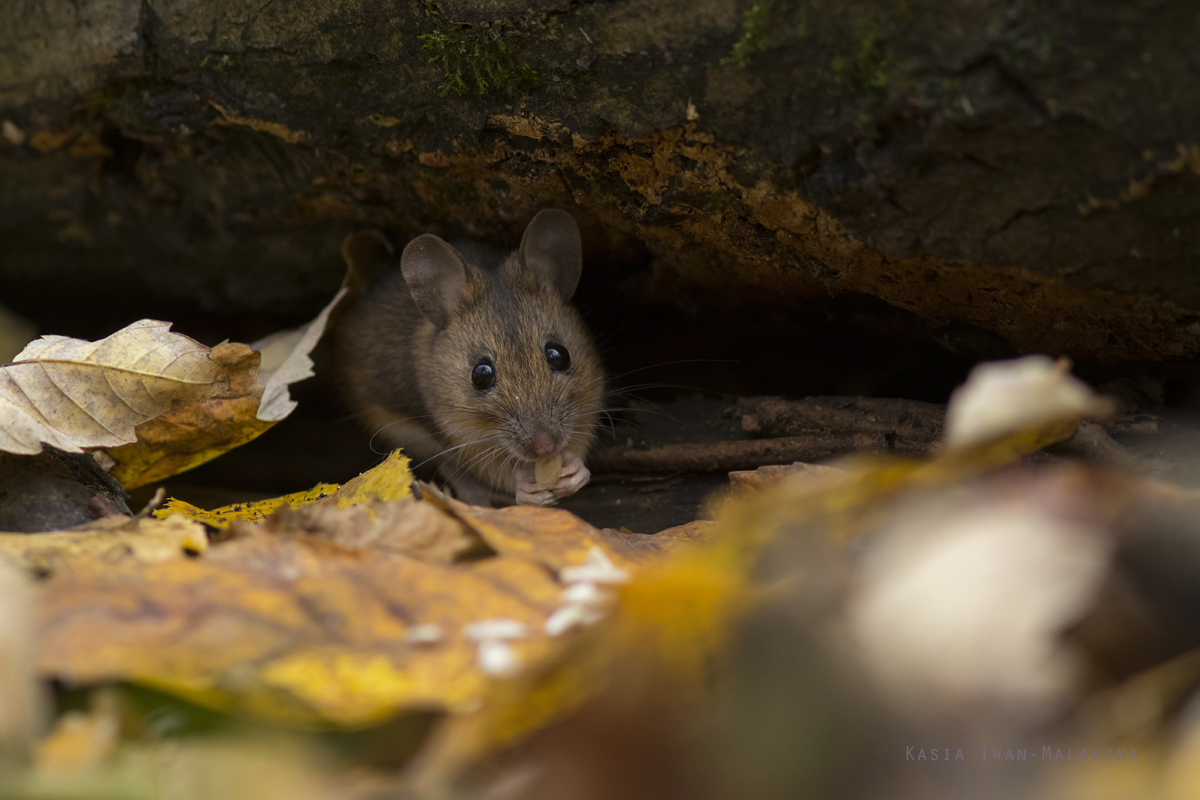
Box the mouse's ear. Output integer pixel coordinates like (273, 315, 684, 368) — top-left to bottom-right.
(519, 209, 582, 300)
(401, 234, 469, 329)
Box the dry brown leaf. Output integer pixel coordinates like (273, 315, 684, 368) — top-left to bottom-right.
(598, 521, 717, 560)
(435, 500, 639, 573)
(248, 499, 484, 564)
(102, 344, 274, 489)
(35, 532, 563, 727)
(727, 462, 847, 498)
(0, 514, 208, 574)
(0, 320, 224, 456)
(4, 283, 346, 486)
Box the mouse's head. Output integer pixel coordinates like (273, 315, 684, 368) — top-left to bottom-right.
(402, 210, 604, 478)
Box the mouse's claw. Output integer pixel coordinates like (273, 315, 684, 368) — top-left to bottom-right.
(515, 451, 591, 506)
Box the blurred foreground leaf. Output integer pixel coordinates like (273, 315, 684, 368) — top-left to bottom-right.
(0, 515, 208, 573)
(38, 466, 635, 729)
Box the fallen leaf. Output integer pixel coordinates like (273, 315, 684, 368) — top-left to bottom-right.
(320, 449, 413, 507)
(434, 500, 637, 573)
(944, 355, 1115, 452)
(36, 532, 563, 727)
(156, 484, 339, 529)
(0, 514, 208, 574)
(243, 498, 484, 564)
(104, 284, 348, 485)
(253, 286, 347, 422)
(727, 462, 847, 498)
(0, 320, 223, 456)
(155, 449, 412, 528)
(27, 130, 73, 152)
(598, 521, 717, 559)
(34, 690, 120, 774)
(0, 561, 44, 763)
(102, 344, 275, 489)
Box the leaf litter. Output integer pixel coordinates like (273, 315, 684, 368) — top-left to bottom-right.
(7, 332, 1200, 800)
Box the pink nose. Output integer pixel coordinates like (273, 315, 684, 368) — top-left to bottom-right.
(530, 430, 555, 458)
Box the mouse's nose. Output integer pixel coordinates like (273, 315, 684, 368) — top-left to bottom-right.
(530, 430, 555, 458)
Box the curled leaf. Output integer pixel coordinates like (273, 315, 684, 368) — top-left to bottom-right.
(944, 355, 1115, 452)
(0, 320, 223, 456)
(253, 287, 348, 422)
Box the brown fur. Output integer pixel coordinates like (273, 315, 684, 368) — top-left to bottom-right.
(333, 218, 604, 502)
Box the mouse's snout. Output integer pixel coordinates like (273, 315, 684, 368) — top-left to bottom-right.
(511, 418, 562, 462)
(530, 430, 556, 459)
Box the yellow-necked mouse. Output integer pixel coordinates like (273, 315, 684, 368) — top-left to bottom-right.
(334, 210, 604, 506)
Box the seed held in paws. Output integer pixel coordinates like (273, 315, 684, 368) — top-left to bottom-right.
(535, 454, 562, 487)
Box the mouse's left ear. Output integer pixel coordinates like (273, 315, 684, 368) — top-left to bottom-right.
(519, 209, 582, 300)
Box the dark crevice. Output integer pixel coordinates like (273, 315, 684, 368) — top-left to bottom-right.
(99, 125, 144, 182)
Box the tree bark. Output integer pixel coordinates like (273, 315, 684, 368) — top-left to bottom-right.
(2, 0, 1198, 362)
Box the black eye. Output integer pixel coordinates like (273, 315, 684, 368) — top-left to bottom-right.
(545, 343, 570, 372)
(472, 360, 496, 391)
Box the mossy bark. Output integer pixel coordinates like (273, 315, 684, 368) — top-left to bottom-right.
(2, 0, 1198, 362)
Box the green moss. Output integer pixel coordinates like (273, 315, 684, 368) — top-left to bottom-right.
(723, 1, 827, 68)
(831, 21, 889, 90)
(200, 51, 238, 70)
(554, 71, 596, 100)
(721, 0, 779, 68)
(419, 11, 538, 98)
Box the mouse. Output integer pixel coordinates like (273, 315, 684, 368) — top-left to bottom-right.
(333, 209, 605, 507)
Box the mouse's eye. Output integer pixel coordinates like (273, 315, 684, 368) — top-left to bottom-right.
(545, 343, 570, 372)
(472, 360, 496, 391)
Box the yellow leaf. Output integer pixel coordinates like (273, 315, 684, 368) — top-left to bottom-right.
(326, 449, 413, 507)
(0, 514, 208, 572)
(33, 690, 120, 774)
(154, 449, 412, 527)
(35, 533, 562, 728)
(0, 320, 223, 456)
(156, 484, 339, 528)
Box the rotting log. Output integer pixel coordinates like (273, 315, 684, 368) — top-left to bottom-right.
(2, 0, 1199, 362)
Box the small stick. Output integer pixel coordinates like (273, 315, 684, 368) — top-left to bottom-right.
(591, 433, 931, 474)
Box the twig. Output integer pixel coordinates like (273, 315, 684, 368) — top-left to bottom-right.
(591, 433, 930, 474)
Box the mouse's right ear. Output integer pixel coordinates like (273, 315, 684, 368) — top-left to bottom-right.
(401, 234, 469, 330)
(520, 209, 582, 300)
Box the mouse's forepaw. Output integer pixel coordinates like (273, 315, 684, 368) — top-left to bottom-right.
(552, 452, 590, 500)
(514, 452, 590, 506)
